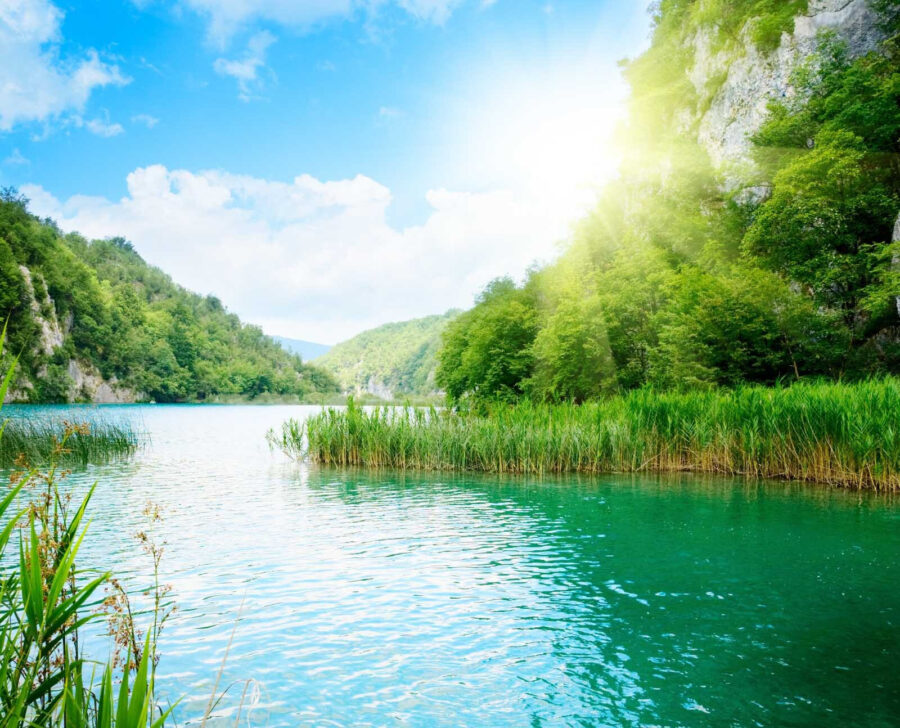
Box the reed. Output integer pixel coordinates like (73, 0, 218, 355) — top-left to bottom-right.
(273, 379, 900, 490)
(0, 418, 139, 468)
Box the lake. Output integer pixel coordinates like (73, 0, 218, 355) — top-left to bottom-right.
(5, 405, 900, 726)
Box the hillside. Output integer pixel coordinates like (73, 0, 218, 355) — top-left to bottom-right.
(315, 311, 460, 398)
(273, 336, 332, 361)
(0, 192, 340, 403)
(436, 0, 900, 404)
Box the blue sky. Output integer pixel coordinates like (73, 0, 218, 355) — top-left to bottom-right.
(1, 0, 651, 342)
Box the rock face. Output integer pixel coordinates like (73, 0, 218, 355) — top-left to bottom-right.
(358, 376, 394, 401)
(691, 0, 884, 167)
(19, 265, 65, 355)
(65, 360, 140, 404)
(3, 264, 142, 404)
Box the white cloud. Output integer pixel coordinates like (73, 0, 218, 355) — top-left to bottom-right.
(23, 165, 568, 343)
(213, 30, 276, 101)
(176, 0, 467, 44)
(3, 147, 29, 165)
(131, 113, 159, 128)
(83, 116, 124, 137)
(0, 0, 130, 131)
(395, 0, 462, 24)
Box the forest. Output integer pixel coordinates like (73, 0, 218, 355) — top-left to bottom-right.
(437, 3, 900, 406)
(0, 192, 339, 402)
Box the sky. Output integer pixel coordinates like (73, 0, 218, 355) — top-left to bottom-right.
(0, 0, 652, 343)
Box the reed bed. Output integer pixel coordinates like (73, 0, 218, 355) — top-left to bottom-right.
(272, 379, 900, 490)
(0, 418, 139, 467)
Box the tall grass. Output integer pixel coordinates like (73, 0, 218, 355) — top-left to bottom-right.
(0, 336, 242, 726)
(272, 379, 900, 490)
(0, 419, 139, 468)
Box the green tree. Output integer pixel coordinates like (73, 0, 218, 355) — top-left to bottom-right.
(437, 278, 538, 405)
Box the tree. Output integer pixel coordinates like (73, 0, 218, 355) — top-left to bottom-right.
(437, 278, 538, 405)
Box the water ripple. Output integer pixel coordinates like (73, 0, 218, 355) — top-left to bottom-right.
(5, 404, 899, 727)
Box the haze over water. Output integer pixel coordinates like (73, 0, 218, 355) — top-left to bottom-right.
(8, 405, 900, 726)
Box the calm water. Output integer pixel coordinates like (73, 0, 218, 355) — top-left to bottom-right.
(5, 405, 900, 726)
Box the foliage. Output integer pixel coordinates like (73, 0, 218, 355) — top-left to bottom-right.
(436, 279, 537, 404)
(436, 9, 900, 406)
(0, 418, 139, 468)
(748, 33, 900, 361)
(0, 332, 175, 726)
(277, 378, 900, 491)
(314, 311, 459, 397)
(0, 197, 340, 403)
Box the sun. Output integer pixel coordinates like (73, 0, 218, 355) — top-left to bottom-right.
(450, 68, 627, 232)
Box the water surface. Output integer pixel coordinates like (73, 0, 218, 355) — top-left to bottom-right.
(6, 405, 899, 726)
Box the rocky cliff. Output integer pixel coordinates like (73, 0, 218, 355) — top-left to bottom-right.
(690, 0, 886, 167)
(4, 263, 142, 404)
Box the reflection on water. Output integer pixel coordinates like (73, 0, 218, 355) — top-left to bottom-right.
(5, 405, 900, 726)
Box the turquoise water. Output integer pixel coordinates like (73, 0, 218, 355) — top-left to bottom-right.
(5, 405, 900, 727)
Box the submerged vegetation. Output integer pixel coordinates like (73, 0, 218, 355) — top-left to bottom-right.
(274, 379, 900, 490)
(0, 418, 139, 468)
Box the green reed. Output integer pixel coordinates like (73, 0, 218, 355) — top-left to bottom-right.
(0, 419, 139, 468)
(273, 379, 900, 490)
(0, 336, 242, 726)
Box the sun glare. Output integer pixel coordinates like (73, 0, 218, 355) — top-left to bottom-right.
(458, 71, 626, 227)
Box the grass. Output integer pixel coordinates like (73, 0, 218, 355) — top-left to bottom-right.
(0, 418, 140, 468)
(271, 378, 900, 491)
(0, 338, 248, 726)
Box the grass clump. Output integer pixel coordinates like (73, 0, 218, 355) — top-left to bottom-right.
(273, 379, 900, 491)
(0, 335, 245, 726)
(0, 419, 139, 468)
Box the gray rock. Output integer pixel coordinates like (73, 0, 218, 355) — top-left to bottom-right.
(692, 0, 883, 168)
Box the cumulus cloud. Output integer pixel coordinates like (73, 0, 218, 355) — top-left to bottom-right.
(0, 0, 130, 131)
(213, 30, 276, 100)
(395, 0, 463, 24)
(23, 165, 567, 343)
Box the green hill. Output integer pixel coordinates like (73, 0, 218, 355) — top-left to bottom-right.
(315, 311, 460, 398)
(0, 191, 340, 403)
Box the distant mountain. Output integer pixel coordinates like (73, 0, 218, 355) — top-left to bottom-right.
(314, 311, 460, 399)
(273, 336, 332, 362)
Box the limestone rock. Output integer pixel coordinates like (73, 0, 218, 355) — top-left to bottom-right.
(692, 0, 884, 168)
(19, 265, 64, 355)
(66, 359, 141, 404)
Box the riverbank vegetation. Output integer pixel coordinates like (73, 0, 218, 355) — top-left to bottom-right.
(436, 11, 899, 407)
(270, 5, 900, 491)
(273, 378, 900, 490)
(0, 418, 139, 468)
(0, 351, 243, 726)
(0, 342, 174, 725)
(0, 192, 340, 403)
